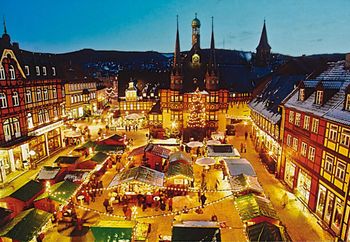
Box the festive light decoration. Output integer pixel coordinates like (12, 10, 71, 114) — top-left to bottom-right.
(187, 89, 206, 128)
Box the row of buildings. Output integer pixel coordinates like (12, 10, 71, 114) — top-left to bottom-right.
(0, 25, 101, 184)
(249, 49, 350, 239)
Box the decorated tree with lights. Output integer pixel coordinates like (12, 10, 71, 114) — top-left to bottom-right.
(187, 88, 206, 128)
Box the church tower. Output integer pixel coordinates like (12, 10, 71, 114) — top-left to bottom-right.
(0, 17, 11, 48)
(170, 15, 183, 90)
(205, 17, 219, 91)
(191, 13, 200, 49)
(255, 20, 271, 67)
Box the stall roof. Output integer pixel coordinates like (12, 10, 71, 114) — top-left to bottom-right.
(109, 166, 164, 188)
(169, 151, 192, 163)
(54, 156, 81, 164)
(235, 194, 278, 222)
(10, 180, 43, 202)
(36, 166, 61, 180)
(63, 170, 90, 183)
(207, 144, 240, 158)
(91, 152, 109, 163)
(0, 208, 52, 242)
(246, 222, 290, 242)
(150, 138, 180, 146)
(172, 221, 221, 242)
(0, 207, 13, 220)
(166, 160, 194, 179)
(98, 134, 125, 145)
(128, 143, 171, 159)
(81, 141, 97, 148)
(35, 181, 79, 203)
(230, 174, 263, 194)
(95, 144, 125, 153)
(225, 158, 257, 177)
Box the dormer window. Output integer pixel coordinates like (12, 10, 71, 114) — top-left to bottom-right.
(42, 66, 47, 76)
(345, 94, 350, 111)
(299, 88, 305, 101)
(315, 90, 323, 105)
(24, 66, 30, 76)
(52, 67, 56, 76)
(0, 66, 5, 80)
(9, 65, 15, 80)
(36, 66, 40, 76)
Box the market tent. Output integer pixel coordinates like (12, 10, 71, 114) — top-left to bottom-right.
(91, 220, 135, 242)
(207, 144, 240, 158)
(74, 141, 97, 152)
(54, 156, 81, 166)
(0, 208, 52, 242)
(206, 140, 221, 145)
(36, 166, 62, 181)
(35, 181, 79, 203)
(95, 144, 125, 153)
(91, 152, 109, 164)
(150, 138, 180, 147)
(9, 180, 43, 203)
(128, 143, 171, 159)
(169, 151, 191, 163)
(195, 157, 216, 166)
(225, 158, 257, 177)
(109, 166, 165, 188)
(125, 113, 144, 120)
(229, 174, 264, 194)
(186, 141, 204, 148)
(234, 194, 279, 223)
(98, 134, 125, 145)
(64, 170, 90, 183)
(246, 222, 291, 242)
(166, 160, 193, 179)
(172, 221, 221, 242)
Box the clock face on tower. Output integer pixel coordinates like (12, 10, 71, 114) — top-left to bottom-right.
(192, 54, 200, 64)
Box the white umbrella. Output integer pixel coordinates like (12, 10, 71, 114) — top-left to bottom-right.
(169, 151, 192, 163)
(125, 113, 143, 120)
(195, 157, 216, 166)
(206, 140, 221, 145)
(186, 141, 203, 148)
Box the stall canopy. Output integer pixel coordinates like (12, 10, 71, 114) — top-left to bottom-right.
(95, 144, 125, 153)
(125, 113, 144, 120)
(10, 180, 43, 202)
(74, 141, 97, 152)
(36, 166, 61, 180)
(0, 208, 52, 242)
(234, 194, 279, 223)
(91, 220, 136, 242)
(186, 141, 204, 148)
(169, 151, 191, 163)
(225, 158, 257, 177)
(128, 143, 171, 159)
(230, 174, 264, 194)
(54, 156, 81, 165)
(166, 160, 193, 179)
(98, 134, 125, 145)
(91, 152, 109, 164)
(77, 152, 109, 169)
(172, 221, 221, 242)
(64, 170, 90, 183)
(246, 222, 291, 242)
(0, 207, 13, 226)
(150, 138, 180, 147)
(207, 144, 240, 158)
(109, 166, 164, 188)
(35, 181, 79, 203)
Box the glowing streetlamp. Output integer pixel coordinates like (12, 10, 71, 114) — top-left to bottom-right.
(29, 150, 36, 169)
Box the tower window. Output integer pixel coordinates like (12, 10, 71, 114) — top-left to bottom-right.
(9, 65, 15, 80)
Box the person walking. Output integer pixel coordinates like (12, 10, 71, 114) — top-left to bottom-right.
(200, 194, 207, 208)
(103, 199, 109, 213)
(282, 192, 289, 208)
(245, 131, 248, 140)
(240, 142, 244, 153)
(168, 197, 173, 211)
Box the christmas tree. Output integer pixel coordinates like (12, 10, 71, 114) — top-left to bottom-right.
(187, 88, 206, 128)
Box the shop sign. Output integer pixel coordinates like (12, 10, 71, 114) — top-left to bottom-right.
(28, 120, 63, 136)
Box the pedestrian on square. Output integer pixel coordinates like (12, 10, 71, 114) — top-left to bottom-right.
(103, 199, 109, 212)
(168, 197, 173, 211)
(244, 143, 247, 153)
(282, 192, 289, 208)
(240, 142, 244, 153)
(198, 190, 202, 203)
(200, 194, 207, 208)
(245, 131, 248, 140)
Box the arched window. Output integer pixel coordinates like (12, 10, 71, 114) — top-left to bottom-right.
(3, 117, 21, 141)
(42, 66, 47, 76)
(53, 106, 58, 118)
(0, 66, 5, 80)
(36, 89, 42, 101)
(0, 93, 7, 108)
(12, 92, 19, 106)
(44, 109, 49, 122)
(71, 96, 74, 103)
(43, 89, 48, 100)
(52, 87, 57, 99)
(38, 110, 44, 124)
(9, 65, 15, 80)
(25, 90, 32, 103)
(28, 113, 34, 129)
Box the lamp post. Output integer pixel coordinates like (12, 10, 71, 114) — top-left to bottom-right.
(29, 150, 36, 169)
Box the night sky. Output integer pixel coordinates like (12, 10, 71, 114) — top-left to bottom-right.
(2, 0, 350, 56)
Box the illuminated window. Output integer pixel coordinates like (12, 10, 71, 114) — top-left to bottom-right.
(36, 66, 40, 76)
(324, 155, 334, 173)
(308, 146, 315, 161)
(292, 138, 298, 151)
(303, 115, 310, 130)
(340, 128, 350, 147)
(345, 94, 350, 111)
(289, 111, 294, 124)
(36, 89, 42, 101)
(295, 113, 301, 126)
(38, 110, 44, 124)
(52, 67, 56, 76)
(311, 118, 319, 133)
(315, 90, 323, 105)
(3, 117, 21, 141)
(42, 66, 47, 76)
(286, 134, 291, 146)
(52, 88, 57, 99)
(44, 109, 49, 122)
(25, 90, 32, 103)
(43, 89, 48, 100)
(328, 124, 338, 142)
(24, 66, 30, 76)
(0, 66, 5, 79)
(299, 88, 305, 101)
(9, 65, 15, 80)
(0, 93, 7, 108)
(12, 92, 19, 106)
(28, 113, 34, 129)
(301, 142, 307, 156)
(335, 162, 346, 181)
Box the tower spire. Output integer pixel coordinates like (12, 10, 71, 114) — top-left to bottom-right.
(174, 15, 181, 65)
(255, 20, 271, 67)
(3, 16, 7, 34)
(257, 19, 271, 50)
(209, 16, 216, 70)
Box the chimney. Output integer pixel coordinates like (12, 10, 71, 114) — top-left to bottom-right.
(13, 42, 19, 49)
(345, 53, 350, 69)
